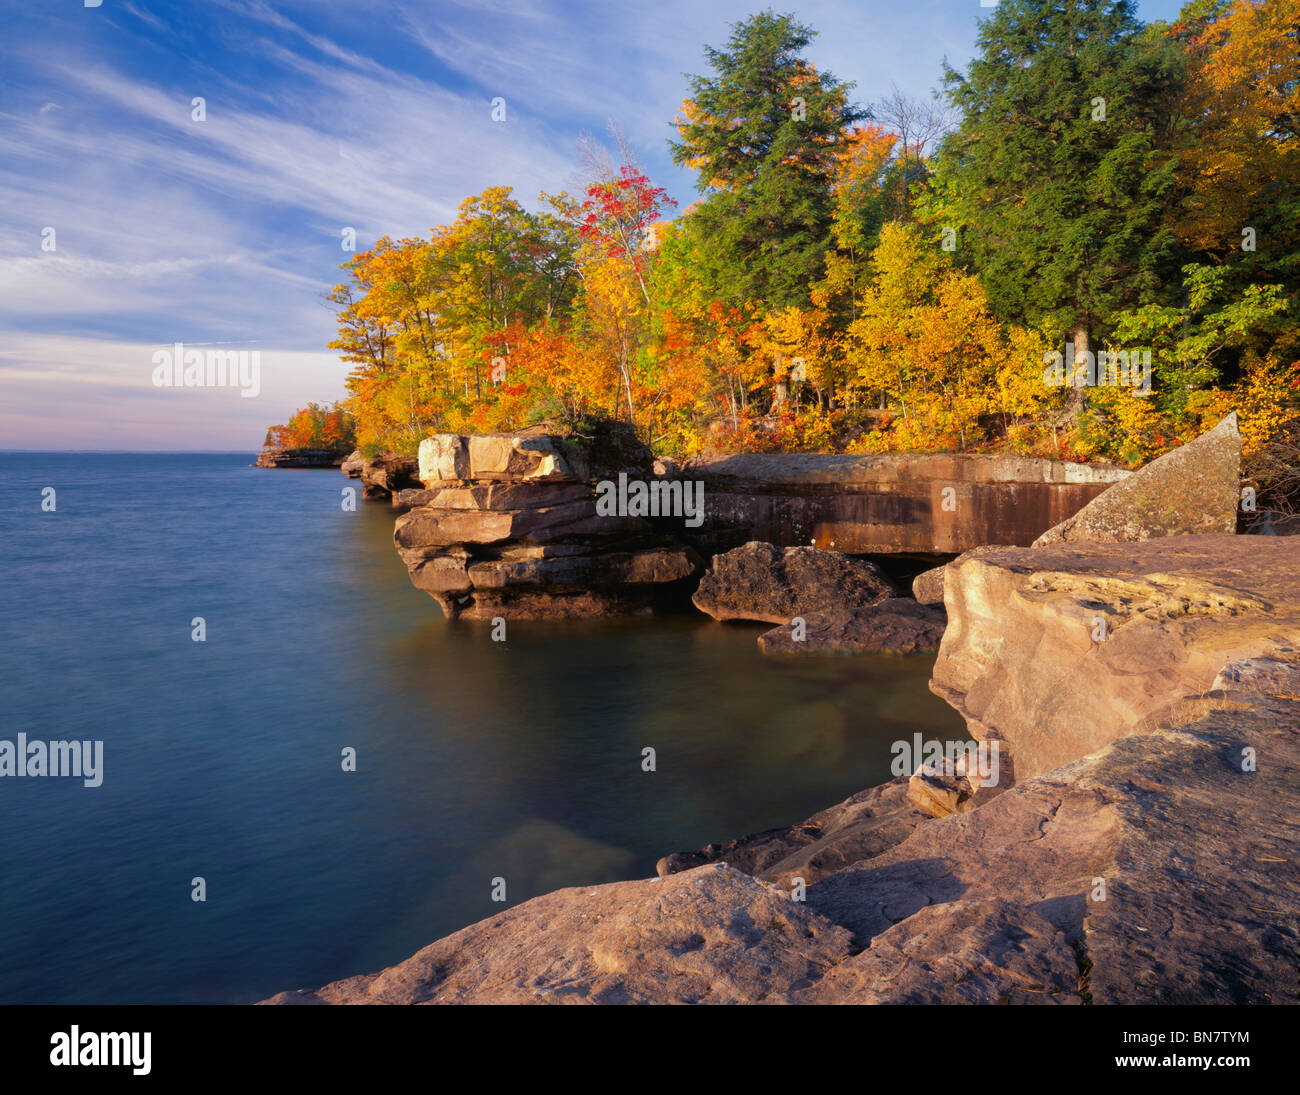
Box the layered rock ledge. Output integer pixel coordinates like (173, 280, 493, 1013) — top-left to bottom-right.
(394, 433, 701, 619)
(255, 448, 347, 468)
(265, 533, 1300, 1004)
(931, 534, 1300, 781)
(341, 450, 420, 502)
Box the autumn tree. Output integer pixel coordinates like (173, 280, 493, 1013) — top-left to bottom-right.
(846, 222, 1058, 452)
(263, 402, 356, 451)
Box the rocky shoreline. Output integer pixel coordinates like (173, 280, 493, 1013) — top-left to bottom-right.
(254, 447, 349, 468)
(261, 413, 1300, 1004)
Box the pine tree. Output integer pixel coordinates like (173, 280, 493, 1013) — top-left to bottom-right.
(670, 10, 866, 312)
(939, 0, 1186, 382)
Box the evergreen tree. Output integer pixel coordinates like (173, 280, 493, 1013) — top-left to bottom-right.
(939, 0, 1186, 376)
(670, 10, 866, 311)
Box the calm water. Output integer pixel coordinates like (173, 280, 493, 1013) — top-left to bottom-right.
(0, 453, 965, 1004)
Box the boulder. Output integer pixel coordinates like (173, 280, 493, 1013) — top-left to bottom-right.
(340, 450, 365, 477)
(692, 542, 894, 625)
(930, 534, 1300, 782)
(905, 757, 975, 818)
(911, 545, 1013, 606)
(1033, 413, 1241, 546)
(756, 599, 947, 655)
(911, 565, 946, 606)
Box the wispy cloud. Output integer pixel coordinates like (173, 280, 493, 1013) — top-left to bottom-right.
(0, 0, 1185, 449)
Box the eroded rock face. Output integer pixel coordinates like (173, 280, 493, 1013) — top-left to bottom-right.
(345, 453, 421, 501)
(683, 452, 1127, 555)
(692, 542, 894, 625)
(396, 433, 700, 619)
(930, 534, 1300, 781)
(418, 433, 588, 486)
(1033, 413, 1241, 546)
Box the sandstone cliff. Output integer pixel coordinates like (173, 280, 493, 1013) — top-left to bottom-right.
(394, 433, 701, 619)
(341, 450, 421, 502)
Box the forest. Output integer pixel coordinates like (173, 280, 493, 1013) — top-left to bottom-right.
(268, 0, 1300, 505)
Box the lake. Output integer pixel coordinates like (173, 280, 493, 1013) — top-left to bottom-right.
(0, 452, 965, 1003)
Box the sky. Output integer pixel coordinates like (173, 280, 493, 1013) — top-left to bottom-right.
(0, 0, 1187, 451)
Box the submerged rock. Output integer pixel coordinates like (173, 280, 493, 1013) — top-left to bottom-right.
(656, 778, 929, 890)
(264, 532, 1300, 1005)
(756, 599, 946, 655)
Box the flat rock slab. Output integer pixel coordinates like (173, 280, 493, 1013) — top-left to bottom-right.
(260, 863, 854, 1005)
(656, 778, 931, 889)
(800, 690, 1300, 1004)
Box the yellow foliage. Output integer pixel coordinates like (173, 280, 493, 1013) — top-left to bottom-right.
(1234, 356, 1300, 460)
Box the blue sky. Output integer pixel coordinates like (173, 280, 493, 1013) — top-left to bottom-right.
(0, 0, 1187, 450)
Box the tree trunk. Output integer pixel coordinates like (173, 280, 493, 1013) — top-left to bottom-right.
(771, 352, 788, 414)
(1066, 323, 1090, 419)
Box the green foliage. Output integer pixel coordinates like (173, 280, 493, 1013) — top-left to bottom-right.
(670, 10, 867, 309)
(938, 0, 1187, 341)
